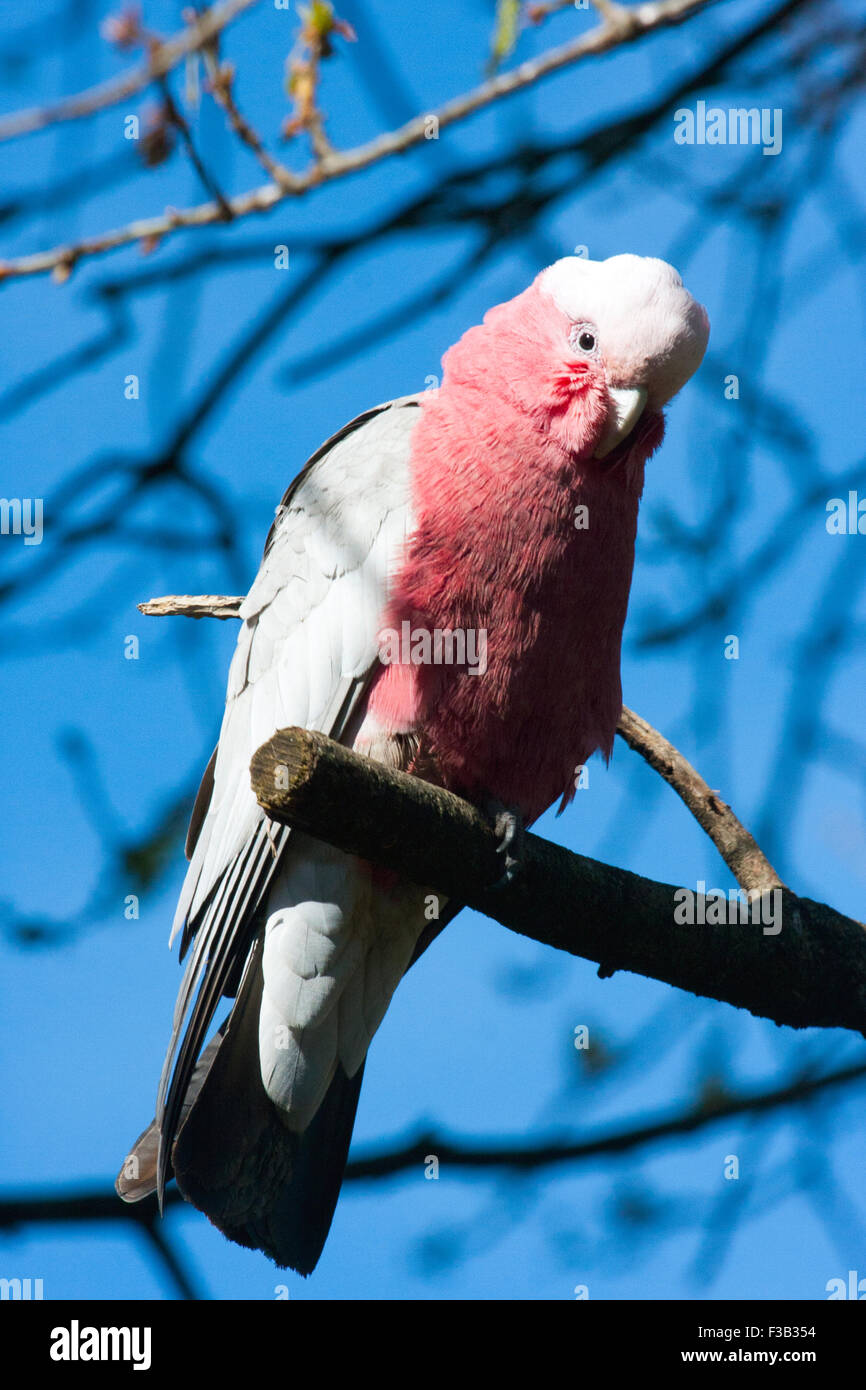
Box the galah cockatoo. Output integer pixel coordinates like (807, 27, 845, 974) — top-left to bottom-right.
(118, 253, 708, 1274)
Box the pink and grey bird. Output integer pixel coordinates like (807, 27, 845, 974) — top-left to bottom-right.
(117, 253, 709, 1272)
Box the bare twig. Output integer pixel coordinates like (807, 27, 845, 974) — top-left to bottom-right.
(0, 0, 262, 143)
(344, 1059, 866, 1178)
(205, 61, 299, 190)
(0, 1060, 861, 1248)
(0, 1184, 199, 1298)
(0, 0, 716, 281)
(527, 0, 591, 19)
(280, 3, 356, 159)
(591, 0, 631, 23)
(158, 82, 234, 218)
(617, 705, 784, 893)
(138, 593, 243, 619)
(141, 1220, 203, 1301)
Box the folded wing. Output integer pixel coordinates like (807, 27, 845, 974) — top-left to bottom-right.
(154, 396, 422, 1201)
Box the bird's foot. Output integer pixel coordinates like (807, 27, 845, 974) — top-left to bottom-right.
(485, 799, 525, 889)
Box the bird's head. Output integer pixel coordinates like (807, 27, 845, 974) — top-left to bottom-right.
(541, 253, 709, 461)
(452, 252, 709, 472)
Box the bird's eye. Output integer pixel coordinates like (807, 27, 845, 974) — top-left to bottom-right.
(570, 323, 599, 356)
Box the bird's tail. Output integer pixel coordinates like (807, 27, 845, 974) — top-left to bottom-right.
(117, 935, 364, 1275)
(116, 907, 458, 1273)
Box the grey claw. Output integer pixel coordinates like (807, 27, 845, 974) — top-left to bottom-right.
(485, 801, 525, 889)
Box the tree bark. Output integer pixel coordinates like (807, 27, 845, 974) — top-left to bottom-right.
(250, 726, 866, 1038)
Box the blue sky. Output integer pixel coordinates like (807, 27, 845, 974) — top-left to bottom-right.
(1, 0, 865, 1299)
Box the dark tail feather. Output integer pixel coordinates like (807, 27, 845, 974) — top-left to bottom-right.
(118, 904, 461, 1271)
(262, 1060, 365, 1276)
(135, 935, 362, 1275)
(116, 1026, 226, 1202)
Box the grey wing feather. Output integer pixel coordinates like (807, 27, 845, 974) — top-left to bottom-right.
(184, 745, 217, 862)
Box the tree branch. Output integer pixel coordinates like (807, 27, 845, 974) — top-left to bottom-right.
(0, 0, 716, 281)
(344, 1059, 866, 1179)
(249, 726, 866, 1036)
(138, 592, 243, 619)
(616, 705, 784, 893)
(0, 1061, 861, 1229)
(205, 58, 298, 191)
(157, 82, 234, 220)
(0, 0, 262, 144)
(136, 593, 785, 892)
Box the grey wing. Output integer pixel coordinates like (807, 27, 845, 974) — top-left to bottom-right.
(155, 395, 421, 1200)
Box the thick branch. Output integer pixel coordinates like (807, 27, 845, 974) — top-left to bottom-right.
(250, 727, 866, 1036)
(0, 0, 715, 280)
(136, 594, 790, 908)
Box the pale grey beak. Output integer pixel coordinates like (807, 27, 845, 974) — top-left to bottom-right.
(593, 386, 648, 459)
